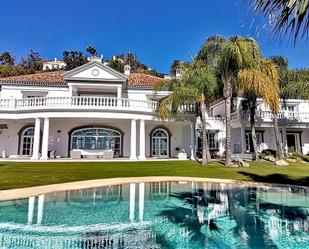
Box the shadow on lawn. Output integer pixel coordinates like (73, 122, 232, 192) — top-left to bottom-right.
(239, 172, 309, 186)
(0, 164, 8, 168)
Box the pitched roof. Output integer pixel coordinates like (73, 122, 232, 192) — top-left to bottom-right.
(0, 71, 165, 88)
(0, 71, 66, 86)
(127, 73, 165, 88)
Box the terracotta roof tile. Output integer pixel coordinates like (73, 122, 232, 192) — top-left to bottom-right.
(0, 71, 165, 88)
(0, 71, 66, 86)
(127, 73, 165, 88)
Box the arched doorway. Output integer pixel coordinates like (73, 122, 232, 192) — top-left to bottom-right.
(20, 127, 35, 156)
(69, 126, 123, 157)
(151, 128, 171, 158)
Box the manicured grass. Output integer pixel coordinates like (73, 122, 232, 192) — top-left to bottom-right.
(0, 160, 309, 190)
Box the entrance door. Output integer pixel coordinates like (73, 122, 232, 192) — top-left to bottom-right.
(20, 127, 35, 156)
(151, 128, 169, 157)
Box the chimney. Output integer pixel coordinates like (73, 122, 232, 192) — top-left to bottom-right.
(124, 65, 131, 76)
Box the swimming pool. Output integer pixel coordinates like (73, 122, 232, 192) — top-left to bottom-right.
(0, 181, 308, 248)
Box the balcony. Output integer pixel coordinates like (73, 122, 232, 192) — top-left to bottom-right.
(0, 97, 196, 114)
(232, 110, 309, 123)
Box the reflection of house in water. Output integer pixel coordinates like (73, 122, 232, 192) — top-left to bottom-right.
(256, 186, 309, 239)
(0, 182, 309, 248)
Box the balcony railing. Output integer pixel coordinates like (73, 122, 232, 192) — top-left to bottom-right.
(0, 97, 196, 114)
(232, 110, 309, 123)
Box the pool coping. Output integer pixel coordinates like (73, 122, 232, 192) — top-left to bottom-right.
(0, 176, 307, 201)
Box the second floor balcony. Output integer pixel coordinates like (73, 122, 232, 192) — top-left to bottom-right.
(0, 96, 196, 115)
(232, 110, 309, 123)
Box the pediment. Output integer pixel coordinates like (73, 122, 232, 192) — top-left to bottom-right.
(63, 61, 127, 82)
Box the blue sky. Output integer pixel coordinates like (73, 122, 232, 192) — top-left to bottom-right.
(1, 0, 308, 73)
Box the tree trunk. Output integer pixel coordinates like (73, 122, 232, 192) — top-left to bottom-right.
(250, 105, 259, 161)
(273, 113, 284, 159)
(200, 98, 211, 165)
(224, 82, 232, 166)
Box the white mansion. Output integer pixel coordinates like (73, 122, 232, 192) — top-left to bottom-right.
(0, 59, 308, 160)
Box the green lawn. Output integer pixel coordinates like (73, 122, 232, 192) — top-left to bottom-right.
(0, 160, 309, 190)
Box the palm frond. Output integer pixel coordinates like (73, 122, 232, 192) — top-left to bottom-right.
(238, 59, 280, 114)
(252, 0, 309, 44)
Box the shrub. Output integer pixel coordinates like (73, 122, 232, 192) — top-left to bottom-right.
(261, 149, 277, 157)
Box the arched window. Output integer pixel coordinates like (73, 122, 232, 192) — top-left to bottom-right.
(20, 127, 35, 156)
(70, 127, 122, 156)
(151, 128, 170, 157)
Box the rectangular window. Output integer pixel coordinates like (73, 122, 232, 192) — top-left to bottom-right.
(245, 132, 264, 152)
(206, 132, 218, 150)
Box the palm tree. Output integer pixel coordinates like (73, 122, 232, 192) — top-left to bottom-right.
(86, 45, 97, 57)
(251, 0, 309, 44)
(240, 96, 260, 161)
(157, 61, 218, 165)
(197, 36, 263, 166)
(237, 58, 282, 160)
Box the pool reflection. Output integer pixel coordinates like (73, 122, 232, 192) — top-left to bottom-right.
(0, 181, 308, 248)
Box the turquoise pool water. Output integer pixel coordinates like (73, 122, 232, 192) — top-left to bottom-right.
(0, 181, 308, 248)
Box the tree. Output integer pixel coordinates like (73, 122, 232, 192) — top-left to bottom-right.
(21, 50, 43, 71)
(124, 52, 148, 72)
(170, 60, 181, 75)
(86, 45, 97, 57)
(237, 59, 282, 160)
(157, 61, 218, 165)
(108, 58, 124, 73)
(251, 0, 309, 44)
(197, 35, 262, 166)
(107, 52, 162, 76)
(281, 68, 309, 99)
(0, 51, 14, 65)
(63, 50, 88, 70)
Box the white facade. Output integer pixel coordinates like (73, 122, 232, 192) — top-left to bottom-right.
(0, 61, 196, 160)
(1, 60, 308, 160)
(210, 98, 309, 156)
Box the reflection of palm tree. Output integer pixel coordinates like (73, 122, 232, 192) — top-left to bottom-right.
(158, 188, 224, 247)
(224, 186, 308, 248)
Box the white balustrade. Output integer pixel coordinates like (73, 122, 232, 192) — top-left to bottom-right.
(0, 96, 196, 114)
(232, 110, 309, 123)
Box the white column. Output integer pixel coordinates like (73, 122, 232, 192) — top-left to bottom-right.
(130, 119, 137, 160)
(41, 118, 50, 160)
(139, 182, 145, 221)
(37, 194, 45, 224)
(190, 122, 195, 160)
(27, 196, 35, 224)
(129, 183, 136, 222)
(31, 118, 41, 160)
(282, 127, 288, 154)
(240, 125, 246, 154)
(138, 120, 146, 160)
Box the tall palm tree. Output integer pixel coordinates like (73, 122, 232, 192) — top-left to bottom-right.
(240, 96, 260, 161)
(157, 61, 218, 165)
(251, 0, 309, 44)
(237, 59, 282, 160)
(86, 45, 97, 57)
(197, 36, 262, 166)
